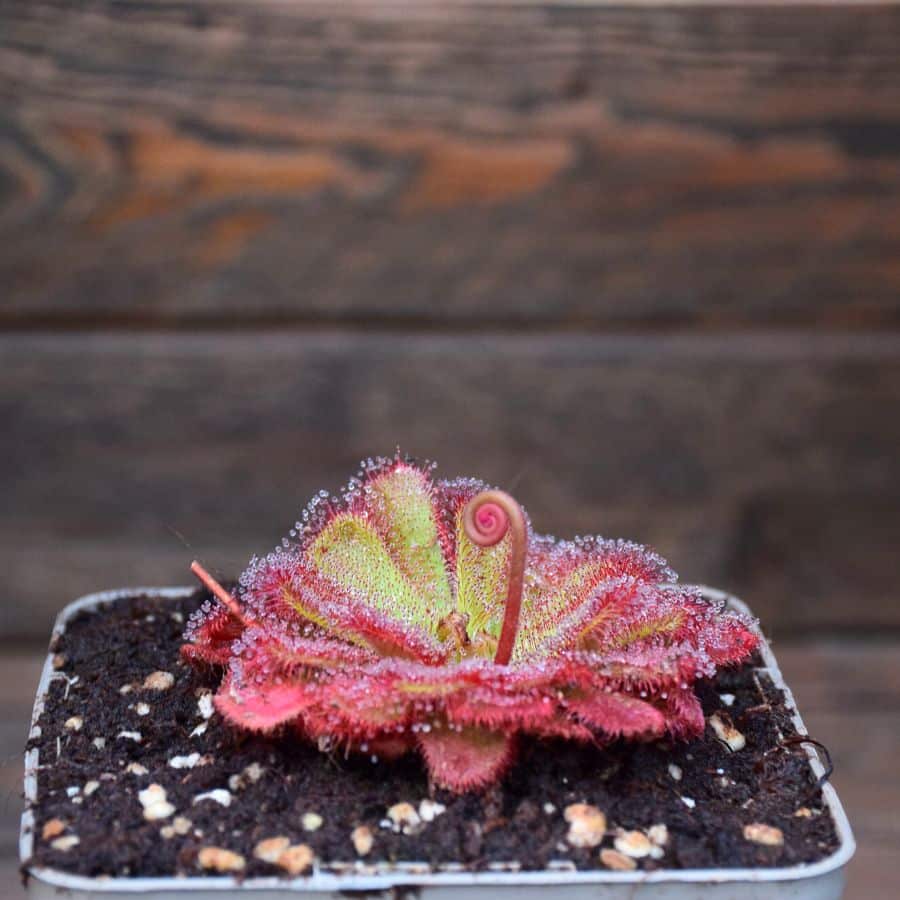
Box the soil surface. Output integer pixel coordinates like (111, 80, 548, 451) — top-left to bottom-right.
(25, 590, 839, 880)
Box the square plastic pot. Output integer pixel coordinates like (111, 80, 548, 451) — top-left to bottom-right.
(21, 586, 855, 899)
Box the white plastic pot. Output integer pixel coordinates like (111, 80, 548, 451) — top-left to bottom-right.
(21, 586, 855, 899)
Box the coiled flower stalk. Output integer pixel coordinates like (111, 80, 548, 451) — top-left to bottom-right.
(462, 490, 527, 665)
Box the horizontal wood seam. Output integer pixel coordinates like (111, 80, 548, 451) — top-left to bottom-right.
(2, 318, 900, 337)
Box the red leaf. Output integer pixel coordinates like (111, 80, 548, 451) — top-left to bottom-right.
(214, 672, 318, 732)
(567, 691, 667, 739)
(663, 687, 706, 738)
(418, 726, 516, 793)
(181, 603, 243, 666)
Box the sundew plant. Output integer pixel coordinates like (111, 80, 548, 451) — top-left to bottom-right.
(184, 454, 757, 792)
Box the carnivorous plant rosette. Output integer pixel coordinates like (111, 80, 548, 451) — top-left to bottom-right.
(183, 455, 758, 792)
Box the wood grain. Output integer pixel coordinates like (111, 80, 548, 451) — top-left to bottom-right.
(2, 331, 897, 641)
(2, 1, 900, 327)
(0, 652, 43, 882)
(1, 6, 897, 896)
(776, 642, 900, 899)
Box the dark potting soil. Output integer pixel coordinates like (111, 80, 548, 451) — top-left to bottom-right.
(25, 589, 839, 881)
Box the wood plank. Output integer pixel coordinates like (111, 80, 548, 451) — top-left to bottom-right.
(0, 857, 25, 900)
(777, 643, 900, 899)
(733, 497, 900, 643)
(2, 331, 898, 640)
(0, 653, 44, 880)
(2, 2, 900, 327)
(845, 846, 900, 900)
(772, 641, 900, 716)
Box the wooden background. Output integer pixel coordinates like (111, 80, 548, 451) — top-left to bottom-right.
(1, 2, 899, 897)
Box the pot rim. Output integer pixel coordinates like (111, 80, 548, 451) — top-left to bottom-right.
(20, 585, 856, 892)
